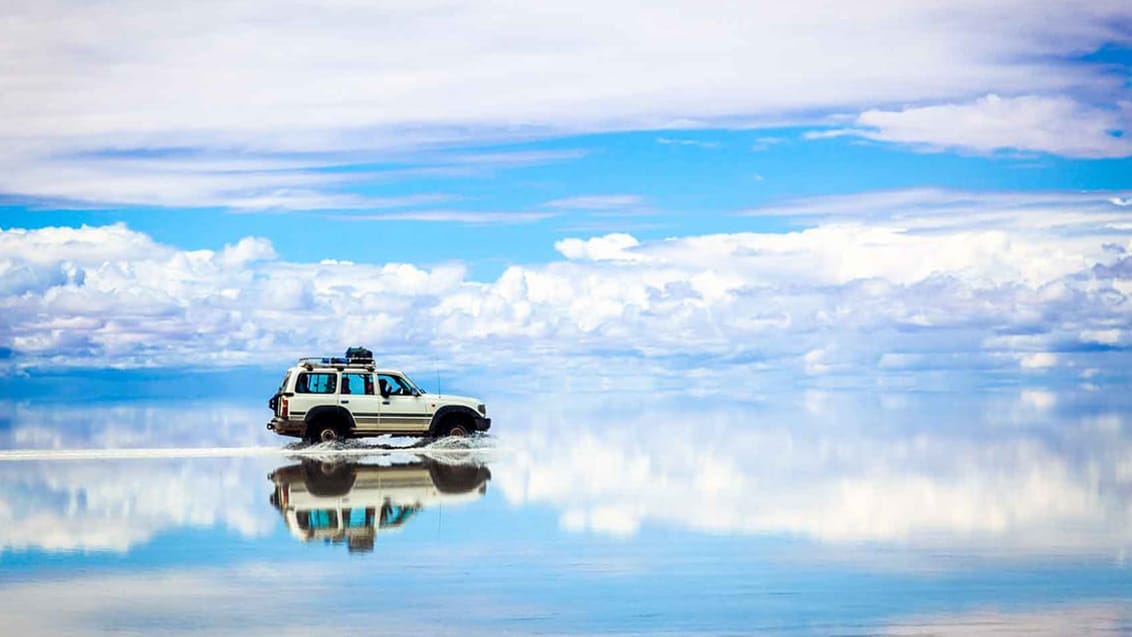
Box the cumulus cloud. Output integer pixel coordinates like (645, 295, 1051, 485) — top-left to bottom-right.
(0, 2, 1130, 207)
(554, 233, 645, 261)
(2, 188, 1131, 383)
(827, 94, 1132, 158)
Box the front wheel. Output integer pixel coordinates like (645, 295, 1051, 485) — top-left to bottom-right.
(440, 417, 470, 438)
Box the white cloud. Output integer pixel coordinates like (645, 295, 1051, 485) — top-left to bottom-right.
(830, 94, 1132, 158)
(2, 187, 1131, 383)
(0, 2, 1130, 206)
(751, 136, 786, 152)
(0, 146, 577, 215)
(543, 195, 645, 210)
(742, 188, 1132, 224)
(554, 233, 645, 261)
(655, 137, 720, 148)
(328, 210, 554, 224)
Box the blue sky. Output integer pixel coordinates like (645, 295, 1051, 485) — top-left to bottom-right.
(5, 129, 1132, 275)
(1, 1, 1131, 389)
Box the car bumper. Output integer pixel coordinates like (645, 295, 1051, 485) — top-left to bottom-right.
(474, 416, 491, 431)
(267, 418, 306, 438)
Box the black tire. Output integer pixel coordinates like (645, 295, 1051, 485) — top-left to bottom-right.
(306, 419, 344, 444)
(439, 414, 472, 437)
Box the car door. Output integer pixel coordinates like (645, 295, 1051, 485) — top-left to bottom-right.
(376, 374, 432, 433)
(339, 372, 382, 433)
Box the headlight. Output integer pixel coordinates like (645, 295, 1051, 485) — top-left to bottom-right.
(477, 403, 486, 416)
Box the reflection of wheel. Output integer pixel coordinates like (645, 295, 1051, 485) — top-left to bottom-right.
(427, 462, 491, 494)
(301, 460, 357, 497)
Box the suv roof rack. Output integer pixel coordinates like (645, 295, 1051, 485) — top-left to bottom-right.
(296, 356, 376, 371)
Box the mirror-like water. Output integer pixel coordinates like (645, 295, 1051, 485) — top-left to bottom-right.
(1, 390, 1129, 635)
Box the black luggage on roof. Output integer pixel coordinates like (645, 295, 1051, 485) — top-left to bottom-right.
(345, 346, 374, 364)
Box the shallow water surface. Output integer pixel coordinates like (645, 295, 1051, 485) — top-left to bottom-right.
(0, 391, 1129, 635)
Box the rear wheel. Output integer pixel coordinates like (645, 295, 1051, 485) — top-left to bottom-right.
(307, 420, 343, 444)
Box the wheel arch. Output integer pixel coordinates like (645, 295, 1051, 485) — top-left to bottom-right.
(305, 405, 355, 432)
(429, 405, 478, 435)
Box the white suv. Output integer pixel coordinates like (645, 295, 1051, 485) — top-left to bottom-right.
(267, 352, 490, 443)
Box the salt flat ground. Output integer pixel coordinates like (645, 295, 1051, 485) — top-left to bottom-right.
(0, 388, 1129, 636)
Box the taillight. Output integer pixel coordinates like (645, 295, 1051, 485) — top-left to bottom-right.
(281, 397, 289, 418)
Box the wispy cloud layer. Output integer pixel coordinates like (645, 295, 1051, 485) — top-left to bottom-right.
(0, 2, 1129, 208)
(821, 94, 1132, 157)
(1, 189, 1130, 385)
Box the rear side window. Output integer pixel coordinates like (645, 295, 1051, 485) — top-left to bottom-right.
(341, 373, 374, 395)
(295, 372, 337, 394)
(278, 371, 291, 393)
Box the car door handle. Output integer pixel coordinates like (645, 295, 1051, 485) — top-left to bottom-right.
(382, 400, 390, 404)
(340, 400, 349, 404)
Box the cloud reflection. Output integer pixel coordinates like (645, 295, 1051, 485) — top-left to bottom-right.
(0, 401, 278, 552)
(1, 392, 1130, 560)
(0, 400, 498, 553)
(493, 392, 1132, 557)
(885, 605, 1132, 636)
(0, 457, 273, 552)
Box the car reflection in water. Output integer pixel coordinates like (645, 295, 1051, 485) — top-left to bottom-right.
(269, 455, 491, 553)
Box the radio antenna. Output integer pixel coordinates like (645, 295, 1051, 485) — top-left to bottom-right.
(435, 357, 442, 399)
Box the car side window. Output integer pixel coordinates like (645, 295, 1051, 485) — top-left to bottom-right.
(341, 373, 374, 395)
(377, 374, 412, 396)
(295, 372, 337, 394)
